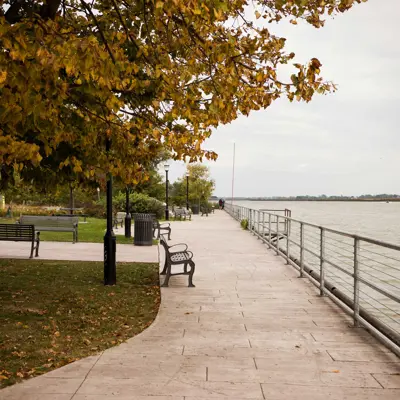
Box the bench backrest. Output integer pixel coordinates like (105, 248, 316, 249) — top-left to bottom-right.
(20, 215, 78, 228)
(0, 224, 34, 240)
(115, 212, 125, 221)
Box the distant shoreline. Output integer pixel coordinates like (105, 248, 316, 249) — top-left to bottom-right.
(224, 199, 400, 202)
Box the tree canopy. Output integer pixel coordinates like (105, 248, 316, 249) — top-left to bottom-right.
(0, 0, 366, 188)
(171, 163, 215, 207)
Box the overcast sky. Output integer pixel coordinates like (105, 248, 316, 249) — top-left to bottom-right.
(166, 0, 400, 198)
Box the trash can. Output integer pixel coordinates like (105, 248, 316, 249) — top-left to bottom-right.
(133, 213, 153, 246)
(191, 204, 199, 215)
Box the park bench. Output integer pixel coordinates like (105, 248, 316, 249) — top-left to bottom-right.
(160, 234, 195, 287)
(113, 212, 125, 229)
(54, 214, 89, 223)
(19, 215, 79, 243)
(174, 208, 191, 221)
(201, 206, 209, 216)
(153, 220, 171, 240)
(0, 224, 40, 258)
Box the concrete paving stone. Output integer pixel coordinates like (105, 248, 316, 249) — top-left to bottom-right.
(311, 331, 380, 343)
(96, 354, 257, 369)
(327, 350, 400, 363)
(73, 396, 183, 400)
(0, 377, 83, 397)
(43, 355, 100, 378)
(76, 378, 264, 398)
(0, 394, 72, 400)
(87, 364, 206, 381)
(255, 359, 400, 374)
(372, 373, 400, 388)
(260, 384, 400, 400)
(208, 366, 381, 387)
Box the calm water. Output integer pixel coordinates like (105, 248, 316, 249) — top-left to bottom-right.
(234, 201, 400, 244)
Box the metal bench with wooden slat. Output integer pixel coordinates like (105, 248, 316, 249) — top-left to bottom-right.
(113, 212, 125, 229)
(159, 234, 195, 287)
(19, 215, 78, 243)
(0, 224, 40, 258)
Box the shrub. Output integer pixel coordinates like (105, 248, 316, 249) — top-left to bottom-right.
(83, 204, 106, 218)
(0, 205, 55, 218)
(241, 219, 249, 230)
(113, 192, 164, 219)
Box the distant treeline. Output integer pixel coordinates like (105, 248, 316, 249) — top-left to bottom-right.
(226, 194, 400, 202)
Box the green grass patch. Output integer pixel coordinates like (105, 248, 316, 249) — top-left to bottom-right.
(0, 218, 157, 244)
(0, 259, 160, 387)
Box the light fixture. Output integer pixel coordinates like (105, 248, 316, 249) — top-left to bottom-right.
(164, 164, 170, 172)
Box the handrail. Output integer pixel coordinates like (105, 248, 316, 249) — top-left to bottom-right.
(225, 203, 400, 356)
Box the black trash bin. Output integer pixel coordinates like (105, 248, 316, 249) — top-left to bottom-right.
(133, 213, 153, 246)
(192, 204, 199, 215)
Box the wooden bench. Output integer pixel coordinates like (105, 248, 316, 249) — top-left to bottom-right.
(0, 224, 40, 258)
(160, 234, 195, 287)
(19, 215, 79, 243)
(153, 220, 171, 240)
(54, 214, 89, 223)
(113, 212, 125, 229)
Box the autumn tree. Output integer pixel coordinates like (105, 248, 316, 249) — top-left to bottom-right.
(0, 0, 366, 188)
(171, 164, 215, 208)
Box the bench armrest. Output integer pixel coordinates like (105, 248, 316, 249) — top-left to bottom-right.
(169, 243, 188, 252)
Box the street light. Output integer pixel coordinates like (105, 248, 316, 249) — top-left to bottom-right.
(186, 172, 189, 211)
(164, 164, 170, 220)
(104, 138, 116, 286)
(125, 186, 131, 238)
(96, 187, 100, 202)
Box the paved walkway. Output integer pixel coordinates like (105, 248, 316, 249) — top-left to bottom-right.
(1, 212, 399, 400)
(0, 240, 158, 262)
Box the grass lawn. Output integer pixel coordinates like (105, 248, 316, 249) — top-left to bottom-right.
(0, 259, 160, 388)
(0, 217, 157, 244)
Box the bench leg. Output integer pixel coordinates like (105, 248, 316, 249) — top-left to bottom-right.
(30, 240, 34, 259)
(167, 228, 171, 241)
(188, 260, 195, 288)
(161, 263, 172, 287)
(35, 233, 40, 257)
(160, 257, 168, 275)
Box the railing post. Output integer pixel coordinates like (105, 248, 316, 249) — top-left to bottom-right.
(320, 227, 325, 296)
(268, 213, 272, 248)
(300, 222, 304, 277)
(262, 212, 265, 242)
(286, 217, 290, 264)
(276, 215, 280, 255)
(353, 237, 360, 327)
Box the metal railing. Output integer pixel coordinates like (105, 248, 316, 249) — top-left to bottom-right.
(225, 203, 400, 356)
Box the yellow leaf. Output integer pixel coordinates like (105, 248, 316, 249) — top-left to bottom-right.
(255, 11, 261, 19)
(0, 375, 8, 380)
(0, 71, 7, 85)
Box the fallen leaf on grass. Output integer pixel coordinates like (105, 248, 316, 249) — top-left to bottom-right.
(0, 375, 8, 381)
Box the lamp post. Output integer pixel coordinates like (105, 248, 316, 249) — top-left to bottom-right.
(104, 138, 116, 286)
(164, 164, 170, 220)
(186, 172, 189, 211)
(96, 187, 100, 202)
(125, 186, 131, 238)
